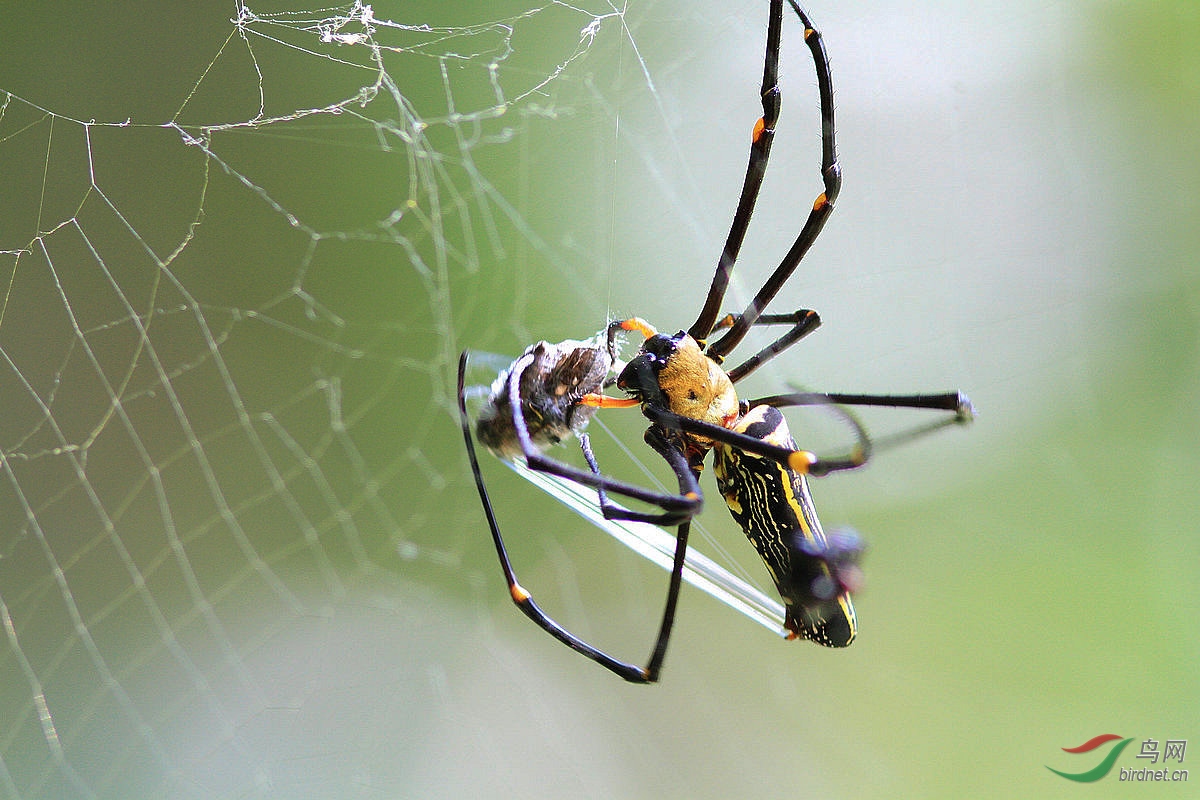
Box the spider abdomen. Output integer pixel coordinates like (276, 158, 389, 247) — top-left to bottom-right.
(712, 405, 858, 647)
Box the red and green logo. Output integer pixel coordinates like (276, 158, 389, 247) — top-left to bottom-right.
(1046, 734, 1135, 782)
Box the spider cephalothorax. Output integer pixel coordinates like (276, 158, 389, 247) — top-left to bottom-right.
(618, 329, 739, 446)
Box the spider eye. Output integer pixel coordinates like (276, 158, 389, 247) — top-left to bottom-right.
(641, 333, 679, 365)
(618, 334, 675, 387)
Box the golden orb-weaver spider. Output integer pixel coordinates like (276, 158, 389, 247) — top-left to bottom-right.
(457, 0, 972, 683)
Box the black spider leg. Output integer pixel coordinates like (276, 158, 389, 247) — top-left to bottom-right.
(707, 1, 839, 363)
(765, 390, 974, 418)
(638, 391, 872, 479)
(757, 390, 976, 452)
(578, 429, 703, 526)
(688, 0, 784, 345)
(722, 308, 822, 383)
(457, 352, 696, 683)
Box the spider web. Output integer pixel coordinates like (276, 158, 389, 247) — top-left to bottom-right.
(0, 2, 656, 796)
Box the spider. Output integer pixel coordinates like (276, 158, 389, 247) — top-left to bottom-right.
(457, 0, 972, 683)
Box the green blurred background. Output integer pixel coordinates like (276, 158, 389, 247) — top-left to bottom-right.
(1, 1, 1196, 798)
